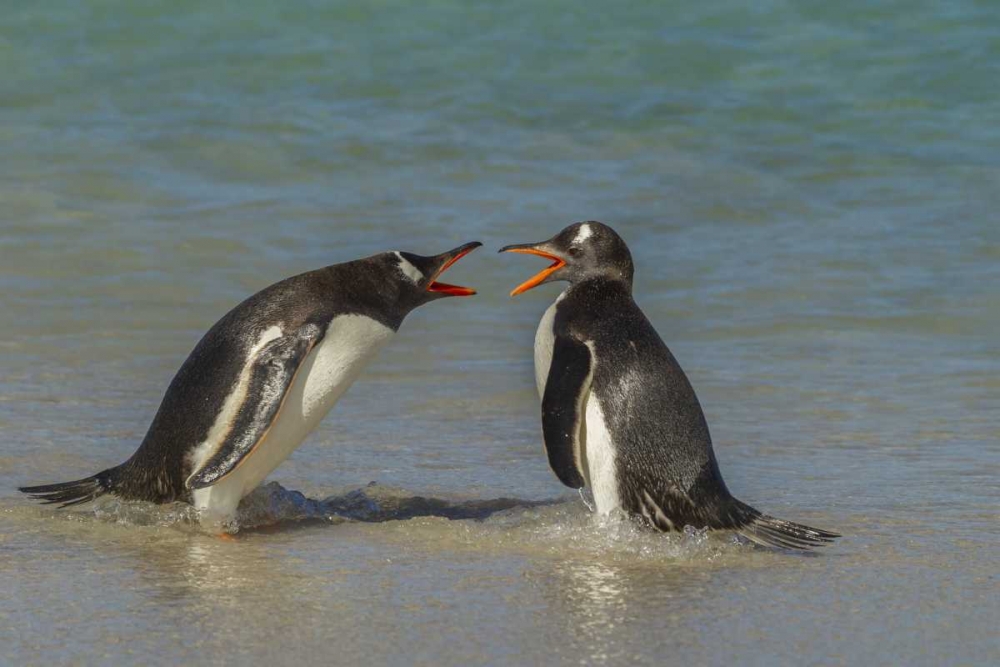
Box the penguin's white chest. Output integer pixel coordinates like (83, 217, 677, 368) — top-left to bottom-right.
(192, 315, 394, 521)
(293, 315, 395, 426)
(533, 298, 560, 397)
(259, 314, 394, 470)
(578, 392, 620, 515)
(534, 294, 620, 515)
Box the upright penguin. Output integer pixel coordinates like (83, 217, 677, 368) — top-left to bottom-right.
(21, 242, 482, 524)
(501, 222, 837, 550)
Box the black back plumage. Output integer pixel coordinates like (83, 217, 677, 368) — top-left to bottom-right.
(552, 279, 734, 522)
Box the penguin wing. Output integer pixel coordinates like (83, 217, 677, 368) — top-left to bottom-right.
(186, 323, 325, 490)
(540, 335, 592, 489)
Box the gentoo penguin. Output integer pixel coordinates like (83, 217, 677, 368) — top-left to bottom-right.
(501, 222, 838, 550)
(20, 242, 482, 524)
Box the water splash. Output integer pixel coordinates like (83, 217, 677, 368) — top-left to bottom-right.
(61, 481, 554, 534)
(497, 502, 743, 563)
(90, 497, 201, 530)
(31, 482, 752, 563)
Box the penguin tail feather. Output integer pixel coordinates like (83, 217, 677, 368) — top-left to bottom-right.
(19, 466, 121, 508)
(730, 500, 840, 551)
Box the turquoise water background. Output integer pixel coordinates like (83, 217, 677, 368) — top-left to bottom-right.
(2, 2, 998, 665)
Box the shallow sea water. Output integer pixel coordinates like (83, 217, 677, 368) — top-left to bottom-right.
(2, 1, 999, 665)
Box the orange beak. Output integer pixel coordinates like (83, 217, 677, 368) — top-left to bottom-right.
(427, 243, 480, 296)
(501, 247, 566, 296)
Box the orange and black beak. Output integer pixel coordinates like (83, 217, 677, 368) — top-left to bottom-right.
(426, 241, 482, 296)
(498, 242, 567, 296)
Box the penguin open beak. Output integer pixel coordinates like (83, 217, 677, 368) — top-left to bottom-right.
(498, 243, 566, 296)
(427, 241, 482, 296)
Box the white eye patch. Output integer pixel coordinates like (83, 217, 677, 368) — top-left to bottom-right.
(394, 252, 424, 284)
(574, 223, 593, 244)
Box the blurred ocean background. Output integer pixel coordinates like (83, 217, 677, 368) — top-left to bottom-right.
(1, 1, 998, 664)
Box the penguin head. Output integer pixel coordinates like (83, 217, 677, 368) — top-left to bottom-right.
(393, 241, 483, 305)
(499, 221, 633, 296)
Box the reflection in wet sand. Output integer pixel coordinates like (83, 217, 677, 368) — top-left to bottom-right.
(536, 534, 715, 666)
(558, 561, 631, 665)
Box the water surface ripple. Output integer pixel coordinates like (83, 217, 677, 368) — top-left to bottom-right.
(2, 1, 999, 665)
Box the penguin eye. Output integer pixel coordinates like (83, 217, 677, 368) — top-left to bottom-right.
(568, 246, 583, 257)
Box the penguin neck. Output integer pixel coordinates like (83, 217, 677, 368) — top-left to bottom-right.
(566, 274, 633, 299)
(316, 263, 417, 330)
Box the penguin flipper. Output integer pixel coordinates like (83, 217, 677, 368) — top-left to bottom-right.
(541, 335, 592, 489)
(186, 324, 324, 490)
